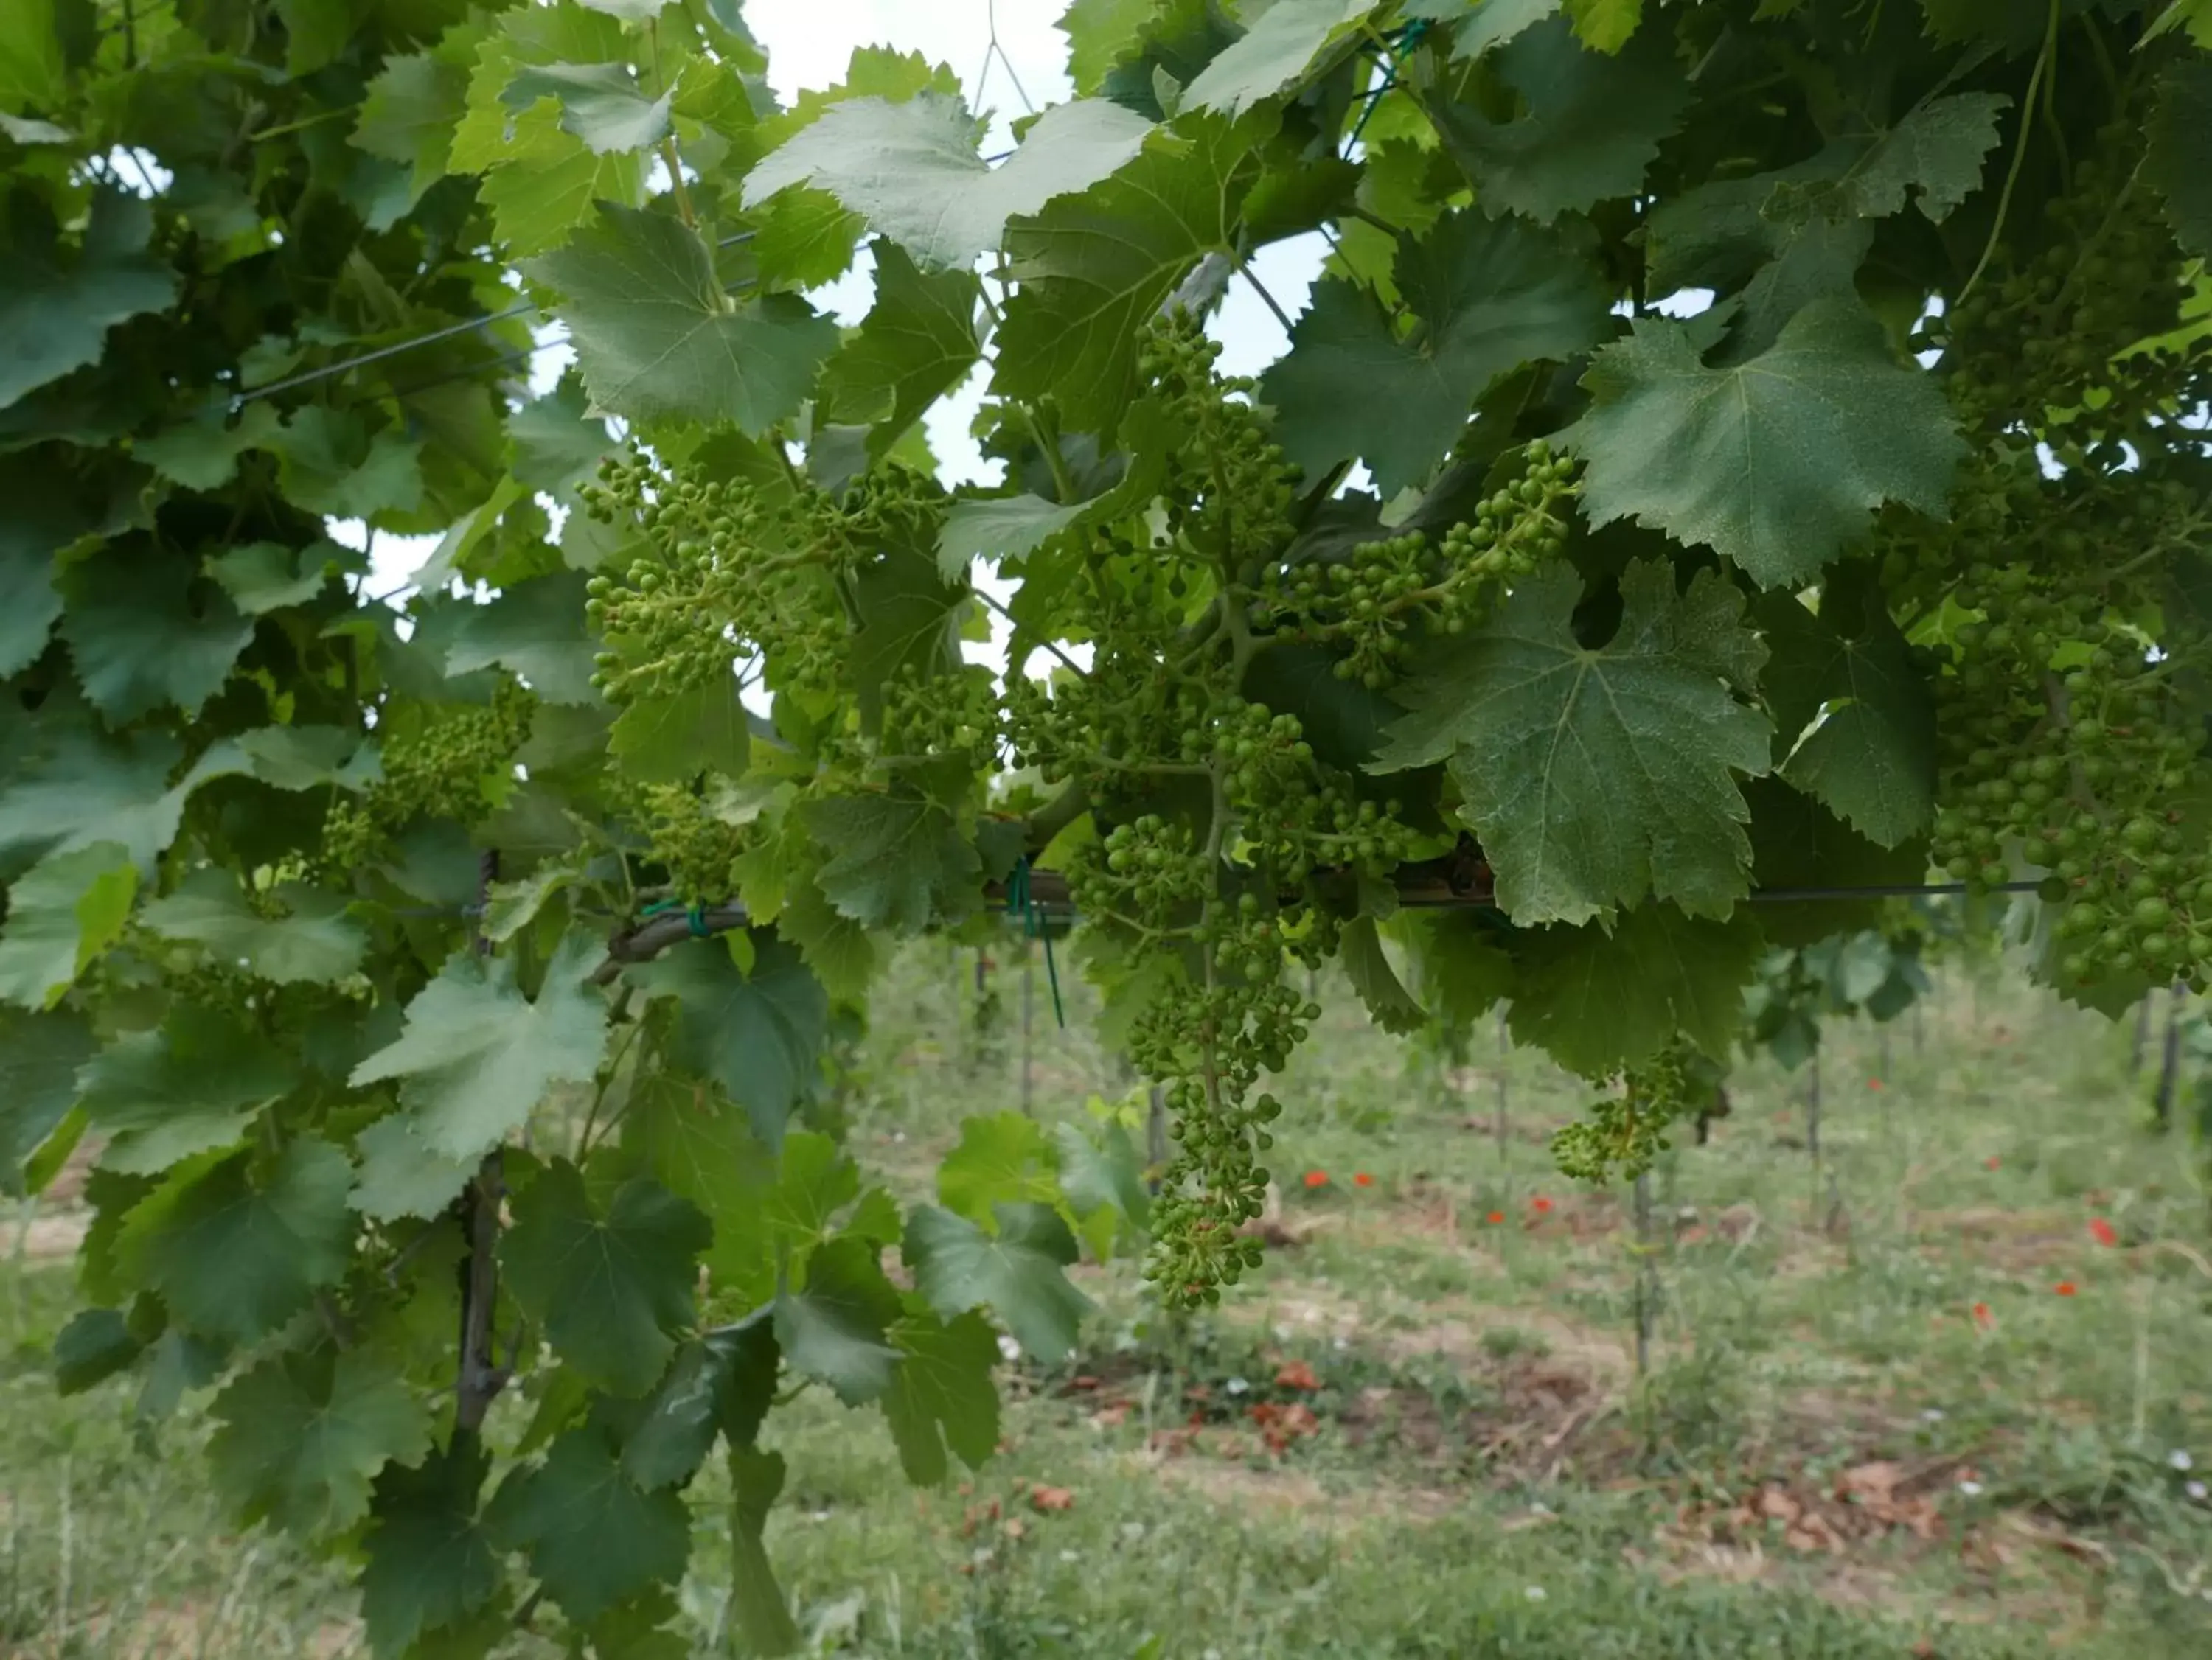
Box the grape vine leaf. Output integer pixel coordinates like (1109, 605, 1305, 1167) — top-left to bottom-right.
(139, 870, 367, 985)
(0, 1007, 93, 1195)
(1842, 93, 2010, 223)
(349, 929, 611, 1162)
(503, 1162, 712, 1398)
(360, 1440, 502, 1659)
(2146, 57, 2212, 257)
(905, 1201, 1092, 1363)
(488, 1427, 691, 1624)
(350, 1115, 480, 1223)
(52, 1308, 142, 1395)
(1059, 0, 1157, 94)
(473, 101, 647, 257)
(627, 933, 827, 1151)
(1562, 298, 1965, 587)
(1428, 16, 1688, 223)
(881, 1309, 1001, 1485)
(1340, 913, 1427, 1034)
(352, 44, 473, 209)
(621, 1314, 778, 1490)
(1374, 560, 1773, 927)
(1563, 0, 1644, 51)
(1506, 903, 1764, 1075)
(801, 794, 984, 932)
(773, 1233, 905, 1404)
(996, 111, 1262, 436)
(209, 1349, 434, 1538)
(529, 203, 840, 431)
(268, 407, 427, 522)
(1744, 774, 1927, 949)
(608, 674, 752, 783)
(818, 243, 981, 460)
(114, 1137, 355, 1346)
(77, 1005, 299, 1176)
(509, 373, 615, 492)
(441, 571, 602, 705)
(1754, 571, 1935, 848)
(1399, 910, 1516, 1024)
(0, 841, 136, 1010)
(136, 402, 282, 490)
(504, 63, 675, 156)
(937, 1112, 1062, 1224)
(1052, 1118, 1150, 1260)
(1259, 210, 1610, 498)
(1408, 0, 1559, 58)
(744, 93, 1154, 271)
(850, 543, 967, 731)
(58, 548, 254, 722)
(1180, 0, 1377, 116)
(936, 495, 1088, 581)
(0, 191, 178, 411)
(204, 540, 360, 615)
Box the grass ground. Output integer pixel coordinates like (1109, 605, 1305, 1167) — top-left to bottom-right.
(7, 948, 2212, 1657)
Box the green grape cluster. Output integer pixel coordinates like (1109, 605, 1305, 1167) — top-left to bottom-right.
(878, 663, 1001, 774)
(1928, 103, 2189, 450)
(1138, 312, 1301, 571)
(1552, 1039, 1700, 1184)
(638, 783, 750, 905)
(323, 678, 535, 868)
(1253, 440, 1577, 689)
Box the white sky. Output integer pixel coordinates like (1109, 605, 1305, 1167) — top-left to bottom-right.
(360, 0, 1330, 694)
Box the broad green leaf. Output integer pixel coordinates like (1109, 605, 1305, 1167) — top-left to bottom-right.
(1562, 299, 1965, 587)
(59, 547, 254, 722)
(609, 674, 751, 782)
(353, 45, 472, 206)
(851, 543, 967, 731)
(1755, 571, 1935, 848)
(0, 1007, 94, 1196)
(115, 1137, 355, 1346)
(746, 94, 1153, 273)
(1399, 909, 1515, 1024)
(818, 243, 981, 461)
(1182, 0, 1376, 116)
(477, 101, 647, 256)
(268, 407, 427, 521)
(2147, 57, 2212, 257)
(1843, 93, 2009, 223)
(801, 795, 983, 932)
(1744, 774, 1927, 949)
(627, 933, 827, 1151)
(1429, 15, 1687, 223)
(1375, 560, 1773, 927)
(881, 1310, 1001, 1485)
(0, 192, 177, 411)
(1410, 0, 1559, 58)
(905, 1201, 1091, 1363)
(1506, 903, 1764, 1075)
(489, 1428, 690, 1624)
(204, 540, 358, 615)
(0, 722, 218, 876)
(509, 372, 615, 492)
(773, 882, 878, 1002)
(504, 62, 674, 154)
(0, 546, 60, 678)
(0, 0, 65, 112)
(1051, 1118, 1150, 1260)
(136, 402, 282, 490)
(621, 1314, 778, 1490)
(1059, 0, 1157, 94)
(140, 870, 367, 984)
(997, 111, 1262, 436)
(78, 1004, 297, 1176)
(52, 1308, 142, 1395)
(209, 1349, 434, 1538)
(937, 1112, 1060, 1226)
(0, 842, 136, 1010)
(360, 1440, 502, 1659)
(1562, 0, 1643, 50)
(1340, 914, 1426, 1034)
(503, 1161, 711, 1398)
(529, 203, 838, 430)
(726, 1447, 802, 1656)
(936, 495, 1088, 582)
(350, 1115, 479, 1223)
(773, 1233, 904, 1403)
(350, 930, 611, 1162)
(1261, 210, 1609, 498)
(441, 571, 602, 705)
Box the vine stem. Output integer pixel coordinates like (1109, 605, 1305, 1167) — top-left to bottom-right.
(1957, 0, 2058, 307)
(972, 585, 1088, 679)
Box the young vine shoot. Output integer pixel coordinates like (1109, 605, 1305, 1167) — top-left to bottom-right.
(1, 0, 2209, 1650)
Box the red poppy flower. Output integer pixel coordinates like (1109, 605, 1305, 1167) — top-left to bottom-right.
(1303, 1170, 1329, 1189)
(1868, 1078, 1885, 1092)
(1353, 1172, 1374, 1188)
(2055, 1280, 2077, 1297)
(1274, 1359, 1319, 1391)
(1972, 1302, 1993, 1330)
(1530, 1196, 1554, 1215)
(1985, 1157, 2000, 1171)
(1486, 1210, 1505, 1225)
(2089, 1217, 2118, 1248)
